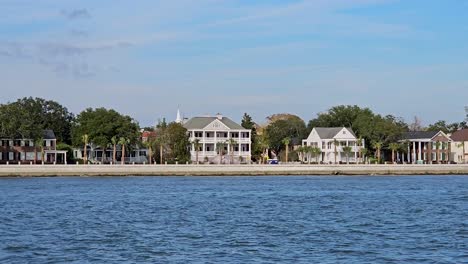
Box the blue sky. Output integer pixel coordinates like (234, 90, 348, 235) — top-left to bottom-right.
(1, 0, 467, 127)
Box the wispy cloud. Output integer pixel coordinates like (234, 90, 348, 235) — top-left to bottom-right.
(61, 8, 91, 20)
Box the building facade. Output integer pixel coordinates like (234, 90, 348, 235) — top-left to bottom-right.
(449, 129, 468, 164)
(302, 127, 364, 164)
(184, 114, 251, 164)
(399, 131, 452, 164)
(0, 130, 67, 164)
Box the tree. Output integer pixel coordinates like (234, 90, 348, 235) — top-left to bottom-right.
(356, 137, 364, 164)
(82, 134, 89, 164)
(241, 113, 259, 161)
(409, 116, 423, 132)
(155, 122, 190, 164)
(34, 137, 44, 164)
(342, 146, 352, 164)
(457, 141, 466, 164)
(111, 136, 118, 164)
(333, 139, 339, 164)
(427, 120, 465, 134)
(372, 141, 383, 164)
(118, 137, 130, 165)
(5, 97, 74, 143)
(216, 141, 227, 164)
(143, 139, 156, 165)
(265, 114, 307, 155)
(388, 143, 400, 164)
(227, 138, 238, 164)
(281, 137, 291, 163)
(71, 108, 140, 160)
(307, 105, 407, 158)
(296, 146, 305, 163)
(312, 147, 322, 164)
(361, 148, 368, 163)
(192, 138, 201, 164)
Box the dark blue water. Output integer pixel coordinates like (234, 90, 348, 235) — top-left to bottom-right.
(0, 176, 467, 263)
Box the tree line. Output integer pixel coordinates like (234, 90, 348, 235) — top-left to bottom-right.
(1, 97, 467, 163)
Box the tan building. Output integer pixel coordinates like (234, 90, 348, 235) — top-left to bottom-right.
(450, 129, 468, 164)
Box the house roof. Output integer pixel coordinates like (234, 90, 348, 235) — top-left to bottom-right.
(450, 129, 468, 141)
(401, 131, 440, 140)
(183, 116, 245, 130)
(43, 130, 56, 140)
(314, 127, 356, 139)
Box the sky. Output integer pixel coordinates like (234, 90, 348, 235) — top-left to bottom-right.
(1, 0, 468, 127)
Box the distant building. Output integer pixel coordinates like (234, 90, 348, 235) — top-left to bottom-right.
(399, 131, 452, 164)
(450, 128, 468, 163)
(302, 127, 363, 164)
(0, 130, 67, 164)
(184, 114, 251, 164)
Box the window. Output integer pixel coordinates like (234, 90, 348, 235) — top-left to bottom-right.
(26, 152, 35, 160)
(8, 152, 14, 160)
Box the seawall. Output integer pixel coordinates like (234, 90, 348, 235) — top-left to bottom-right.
(1, 164, 468, 177)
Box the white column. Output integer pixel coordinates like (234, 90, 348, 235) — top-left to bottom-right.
(418, 141, 422, 161)
(412, 141, 416, 164)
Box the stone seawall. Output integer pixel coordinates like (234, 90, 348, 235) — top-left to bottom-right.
(1, 164, 468, 177)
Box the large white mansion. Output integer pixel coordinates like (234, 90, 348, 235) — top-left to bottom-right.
(182, 113, 251, 164)
(302, 127, 364, 164)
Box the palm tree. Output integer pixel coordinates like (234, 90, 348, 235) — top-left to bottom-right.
(333, 139, 339, 164)
(388, 143, 400, 164)
(281, 137, 291, 164)
(34, 137, 44, 164)
(312, 147, 322, 164)
(82, 134, 89, 164)
(342, 146, 352, 164)
(227, 138, 238, 164)
(143, 140, 154, 165)
(111, 136, 118, 164)
(258, 135, 269, 164)
(356, 137, 363, 164)
(192, 139, 201, 164)
(361, 148, 368, 163)
(305, 146, 313, 164)
(118, 137, 130, 165)
(372, 141, 383, 164)
(296, 146, 305, 163)
(216, 141, 227, 164)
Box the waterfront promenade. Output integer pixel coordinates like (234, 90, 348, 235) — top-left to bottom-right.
(1, 164, 468, 177)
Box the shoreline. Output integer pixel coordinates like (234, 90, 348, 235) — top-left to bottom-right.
(1, 164, 468, 177)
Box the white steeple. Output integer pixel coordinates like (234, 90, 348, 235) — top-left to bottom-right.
(176, 108, 182, 123)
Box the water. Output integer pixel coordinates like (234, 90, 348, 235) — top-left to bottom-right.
(0, 176, 467, 263)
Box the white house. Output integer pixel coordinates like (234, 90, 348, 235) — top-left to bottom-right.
(302, 127, 363, 164)
(184, 114, 251, 164)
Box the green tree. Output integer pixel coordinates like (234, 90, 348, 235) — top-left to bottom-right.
(82, 134, 89, 164)
(372, 141, 383, 163)
(216, 141, 227, 164)
(227, 138, 238, 164)
(192, 138, 202, 164)
(118, 137, 130, 165)
(281, 137, 291, 163)
(34, 137, 44, 164)
(342, 146, 352, 164)
(111, 136, 118, 164)
(265, 114, 307, 155)
(333, 139, 339, 164)
(312, 146, 322, 164)
(71, 108, 140, 162)
(388, 143, 400, 163)
(241, 113, 259, 161)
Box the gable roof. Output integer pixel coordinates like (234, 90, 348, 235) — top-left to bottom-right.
(314, 127, 356, 139)
(450, 128, 468, 141)
(183, 116, 245, 130)
(43, 130, 56, 140)
(401, 131, 440, 140)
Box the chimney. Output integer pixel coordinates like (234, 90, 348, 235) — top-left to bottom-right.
(216, 113, 223, 120)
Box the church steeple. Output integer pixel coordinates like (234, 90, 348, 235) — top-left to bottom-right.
(176, 108, 182, 123)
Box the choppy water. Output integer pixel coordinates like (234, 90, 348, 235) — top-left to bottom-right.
(0, 176, 467, 263)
